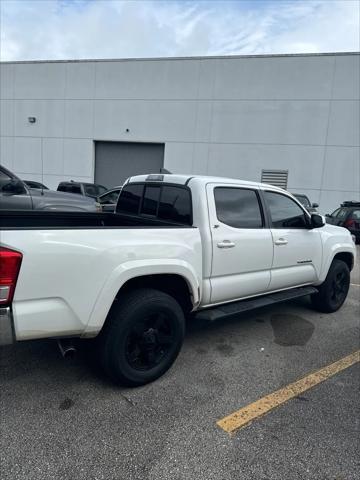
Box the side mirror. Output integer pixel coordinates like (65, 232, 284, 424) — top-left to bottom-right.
(312, 203, 319, 208)
(2, 179, 27, 195)
(325, 213, 331, 217)
(311, 213, 325, 228)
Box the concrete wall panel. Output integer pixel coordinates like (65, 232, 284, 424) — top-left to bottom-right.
(213, 55, 335, 100)
(322, 146, 360, 192)
(210, 100, 329, 145)
(14, 100, 65, 138)
(190, 143, 210, 175)
(14, 63, 66, 99)
(194, 101, 212, 142)
(64, 100, 93, 138)
(42, 138, 63, 175)
(13, 137, 42, 174)
(205, 143, 324, 189)
(0, 100, 14, 136)
(164, 142, 194, 174)
(93, 100, 197, 142)
(95, 60, 200, 100)
(0, 64, 14, 99)
(327, 100, 360, 146)
(197, 59, 216, 99)
(65, 62, 96, 99)
(0, 137, 14, 170)
(332, 55, 360, 100)
(63, 139, 93, 177)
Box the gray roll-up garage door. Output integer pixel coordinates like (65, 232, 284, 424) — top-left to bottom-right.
(95, 141, 164, 189)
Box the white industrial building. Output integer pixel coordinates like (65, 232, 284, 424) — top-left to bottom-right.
(0, 52, 359, 213)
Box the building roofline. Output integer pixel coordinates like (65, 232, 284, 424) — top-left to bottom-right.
(1, 51, 359, 65)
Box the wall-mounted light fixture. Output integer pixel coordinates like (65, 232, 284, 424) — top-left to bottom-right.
(28, 117, 36, 123)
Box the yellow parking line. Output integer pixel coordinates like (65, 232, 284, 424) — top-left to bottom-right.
(217, 350, 360, 435)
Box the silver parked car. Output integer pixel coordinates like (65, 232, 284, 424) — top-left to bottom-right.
(0, 165, 99, 212)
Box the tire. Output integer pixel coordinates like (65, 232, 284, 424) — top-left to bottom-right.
(311, 259, 350, 313)
(98, 288, 185, 387)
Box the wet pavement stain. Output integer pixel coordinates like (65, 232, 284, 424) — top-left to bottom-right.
(271, 314, 315, 346)
(59, 398, 74, 411)
(216, 343, 235, 356)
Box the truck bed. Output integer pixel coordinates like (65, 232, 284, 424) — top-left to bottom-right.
(0, 210, 191, 229)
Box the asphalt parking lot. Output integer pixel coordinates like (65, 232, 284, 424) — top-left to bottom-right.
(1, 246, 359, 480)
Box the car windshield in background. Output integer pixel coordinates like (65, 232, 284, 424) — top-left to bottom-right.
(99, 190, 121, 204)
(294, 194, 311, 208)
(84, 184, 107, 197)
(332, 208, 348, 218)
(24, 181, 49, 190)
(58, 184, 82, 194)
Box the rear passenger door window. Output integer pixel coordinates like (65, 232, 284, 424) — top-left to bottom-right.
(264, 191, 308, 228)
(214, 187, 263, 228)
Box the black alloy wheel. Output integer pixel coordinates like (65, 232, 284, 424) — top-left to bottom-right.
(98, 288, 185, 386)
(125, 312, 175, 371)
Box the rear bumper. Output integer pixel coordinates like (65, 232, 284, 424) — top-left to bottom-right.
(0, 307, 15, 345)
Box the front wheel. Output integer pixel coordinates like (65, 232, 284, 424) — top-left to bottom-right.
(98, 288, 185, 387)
(311, 259, 350, 313)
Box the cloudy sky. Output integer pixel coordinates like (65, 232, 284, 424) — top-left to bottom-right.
(1, 0, 359, 61)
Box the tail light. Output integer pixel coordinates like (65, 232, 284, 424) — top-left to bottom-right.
(0, 247, 22, 305)
(344, 219, 355, 228)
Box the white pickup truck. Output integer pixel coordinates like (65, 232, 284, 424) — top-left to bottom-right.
(0, 174, 356, 386)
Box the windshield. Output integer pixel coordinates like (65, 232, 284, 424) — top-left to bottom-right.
(99, 189, 121, 204)
(84, 184, 107, 197)
(331, 208, 347, 219)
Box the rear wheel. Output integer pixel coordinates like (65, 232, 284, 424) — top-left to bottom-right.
(311, 259, 350, 313)
(98, 288, 185, 386)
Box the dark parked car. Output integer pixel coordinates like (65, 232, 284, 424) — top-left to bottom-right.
(0, 165, 99, 212)
(326, 201, 360, 243)
(293, 193, 319, 213)
(24, 180, 49, 190)
(98, 186, 122, 212)
(57, 181, 107, 199)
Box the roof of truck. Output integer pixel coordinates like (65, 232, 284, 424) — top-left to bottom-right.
(126, 173, 285, 192)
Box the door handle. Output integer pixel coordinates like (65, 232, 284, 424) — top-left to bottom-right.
(274, 238, 288, 246)
(217, 240, 235, 249)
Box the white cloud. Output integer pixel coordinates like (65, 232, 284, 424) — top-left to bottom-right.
(0, 0, 359, 61)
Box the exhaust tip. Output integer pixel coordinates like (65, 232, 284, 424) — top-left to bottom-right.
(57, 339, 77, 359)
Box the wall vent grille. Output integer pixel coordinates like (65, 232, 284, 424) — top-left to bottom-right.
(261, 169, 288, 189)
